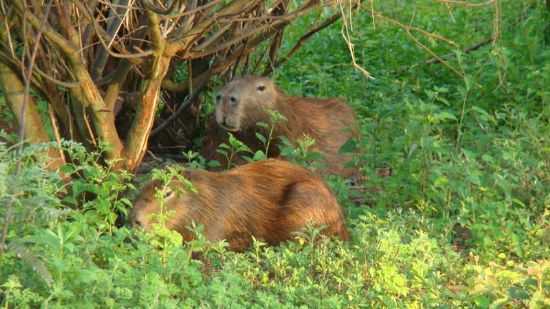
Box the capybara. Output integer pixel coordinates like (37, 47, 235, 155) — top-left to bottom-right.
(201, 76, 359, 177)
(130, 159, 349, 251)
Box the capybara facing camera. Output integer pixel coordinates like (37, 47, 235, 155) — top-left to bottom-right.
(202, 76, 359, 177)
(130, 159, 349, 251)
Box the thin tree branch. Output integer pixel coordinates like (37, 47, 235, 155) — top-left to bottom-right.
(141, 0, 182, 15)
(266, 11, 342, 75)
(92, 0, 131, 79)
(151, 82, 206, 136)
(12, 1, 77, 57)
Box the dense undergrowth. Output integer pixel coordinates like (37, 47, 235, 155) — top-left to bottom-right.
(1, 1, 549, 307)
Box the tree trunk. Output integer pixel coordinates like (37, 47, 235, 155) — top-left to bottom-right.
(125, 55, 172, 171)
(0, 62, 65, 170)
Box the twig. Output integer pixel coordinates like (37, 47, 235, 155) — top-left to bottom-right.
(76, 1, 154, 59)
(141, 0, 182, 15)
(339, 0, 374, 79)
(150, 83, 207, 137)
(48, 103, 67, 164)
(0, 199, 15, 255)
(92, 0, 132, 79)
(192, 1, 317, 58)
(158, 0, 222, 19)
(427, 38, 492, 65)
(265, 11, 343, 75)
(434, 0, 495, 7)
(396, 37, 492, 74)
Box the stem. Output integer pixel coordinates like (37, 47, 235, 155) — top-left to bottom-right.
(456, 91, 469, 149)
(227, 150, 235, 169)
(265, 125, 275, 157)
(0, 199, 14, 255)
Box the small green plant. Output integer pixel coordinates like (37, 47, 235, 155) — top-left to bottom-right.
(253, 109, 288, 161)
(279, 135, 325, 172)
(182, 149, 219, 169)
(60, 142, 134, 234)
(216, 133, 252, 169)
(143, 166, 198, 266)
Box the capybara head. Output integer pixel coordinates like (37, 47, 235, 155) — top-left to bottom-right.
(215, 76, 279, 131)
(130, 179, 196, 234)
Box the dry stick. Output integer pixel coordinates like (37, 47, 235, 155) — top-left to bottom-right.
(150, 83, 207, 137)
(262, 0, 290, 75)
(192, 1, 318, 58)
(426, 38, 493, 65)
(160, 0, 222, 19)
(374, 12, 463, 78)
(92, 0, 131, 80)
(0, 0, 54, 256)
(339, 1, 374, 79)
(76, 1, 154, 59)
(0, 53, 81, 88)
(167, 0, 258, 54)
(434, 0, 495, 8)
(142, 0, 182, 15)
(48, 104, 67, 163)
(265, 12, 343, 75)
(396, 37, 493, 74)
(0, 4, 15, 58)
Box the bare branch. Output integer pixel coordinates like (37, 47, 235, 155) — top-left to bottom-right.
(141, 0, 182, 15)
(266, 11, 342, 75)
(92, 0, 131, 79)
(13, 1, 77, 57)
(151, 82, 206, 136)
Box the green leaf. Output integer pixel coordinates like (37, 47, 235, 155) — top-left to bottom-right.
(252, 151, 267, 161)
(339, 138, 358, 154)
(255, 133, 267, 144)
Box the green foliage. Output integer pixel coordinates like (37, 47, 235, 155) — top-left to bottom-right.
(1, 1, 550, 307)
(216, 132, 253, 169)
(60, 142, 134, 233)
(252, 108, 288, 161)
(279, 135, 325, 172)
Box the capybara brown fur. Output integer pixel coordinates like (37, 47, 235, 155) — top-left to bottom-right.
(130, 159, 349, 251)
(201, 76, 359, 177)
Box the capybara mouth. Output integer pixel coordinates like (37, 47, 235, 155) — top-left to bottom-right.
(219, 123, 240, 132)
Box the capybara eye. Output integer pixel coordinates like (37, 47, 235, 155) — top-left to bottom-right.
(215, 94, 221, 102)
(133, 218, 143, 227)
(257, 85, 266, 92)
(163, 189, 175, 199)
(229, 96, 237, 105)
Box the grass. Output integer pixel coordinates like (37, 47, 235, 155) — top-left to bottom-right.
(1, 0, 549, 307)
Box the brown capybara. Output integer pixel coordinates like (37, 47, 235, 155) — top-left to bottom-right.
(130, 159, 349, 251)
(201, 76, 359, 177)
